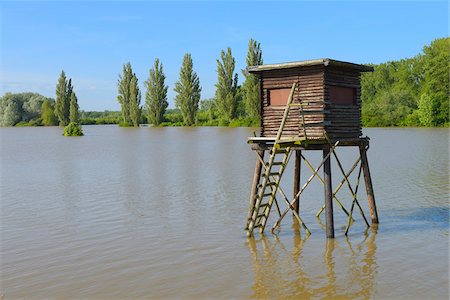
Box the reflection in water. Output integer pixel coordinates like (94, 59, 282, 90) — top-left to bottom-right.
(247, 227, 378, 299)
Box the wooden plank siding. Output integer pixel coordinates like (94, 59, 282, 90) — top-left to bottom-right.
(258, 64, 363, 141)
(260, 66, 326, 138)
(324, 66, 362, 140)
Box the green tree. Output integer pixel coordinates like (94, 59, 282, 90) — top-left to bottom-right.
(174, 53, 201, 126)
(69, 92, 79, 123)
(129, 73, 142, 127)
(418, 93, 434, 126)
(420, 38, 449, 125)
(145, 59, 168, 126)
(0, 98, 21, 126)
(117, 63, 134, 126)
(361, 37, 449, 127)
(0, 92, 54, 126)
(55, 70, 70, 126)
(41, 99, 58, 126)
(242, 39, 263, 119)
(215, 47, 239, 120)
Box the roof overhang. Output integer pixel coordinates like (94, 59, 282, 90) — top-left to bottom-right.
(247, 58, 374, 74)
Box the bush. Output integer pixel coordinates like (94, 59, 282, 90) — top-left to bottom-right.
(229, 117, 258, 127)
(218, 117, 230, 127)
(118, 121, 133, 127)
(164, 112, 184, 124)
(63, 122, 83, 136)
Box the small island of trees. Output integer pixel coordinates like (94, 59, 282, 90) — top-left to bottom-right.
(0, 38, 448, 128)
(55, 71, 83, 136)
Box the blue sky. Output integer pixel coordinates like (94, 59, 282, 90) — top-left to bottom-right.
(0, 1, 448, 111)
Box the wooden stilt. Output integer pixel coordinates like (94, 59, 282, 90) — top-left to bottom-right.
(323, 144, 334, 238)
(247, 150, 264, 226)
(293, 150, 301, 214)
(359, 143, 379, 224)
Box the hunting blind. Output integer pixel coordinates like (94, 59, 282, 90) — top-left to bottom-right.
(245, 58, 379, 238)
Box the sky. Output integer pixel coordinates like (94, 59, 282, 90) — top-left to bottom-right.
(0, 1, 448, 111)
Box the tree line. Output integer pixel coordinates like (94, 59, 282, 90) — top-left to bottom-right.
(116, 38, 263, 127)
(0, 37, 447, 128)
(361, 37, 449, 127)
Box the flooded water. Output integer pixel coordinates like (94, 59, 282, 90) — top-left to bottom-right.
(1, 125, 448, 299)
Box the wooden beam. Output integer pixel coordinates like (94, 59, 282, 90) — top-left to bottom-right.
(359, 144, 379, 224)
(293, 150, 301, 214)
(323, 144, 334, 238)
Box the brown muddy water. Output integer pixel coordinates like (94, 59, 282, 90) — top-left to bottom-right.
(0, 126, 448, 299)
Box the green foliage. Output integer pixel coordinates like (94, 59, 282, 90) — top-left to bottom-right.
(199, 98, 218, 123)
(55, 71, 70, 126)
(129, 73, 142, 127)
(215, 47, 239, 120)
(361, 37, 449, 127)
(0, 97, 21, 126)
(16, 119, 43, 126)
(420, 38, 449, 126)
(63, 122, 83, 136)
(229, 117, 258, 127)
(242, 38, 263, 119)
(41, 99, 58, 126)
(80, 110, 122, 125)
(0, 92, 54, 126)
(145, 58, 168, 126)
(362, 89, 416, 127)
(118, 62, 141, 126)
(69, 92, 80, 123)
(174, 53, 201, 126)
(418, 93, 434, 126)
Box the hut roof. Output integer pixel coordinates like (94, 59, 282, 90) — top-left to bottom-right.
(247, 58, 374, 74)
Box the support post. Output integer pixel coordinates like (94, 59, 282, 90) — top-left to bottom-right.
(359, 143, 379, 224)
(323, 144, 334, 238)
(248, 150, 264, 223)
(293, 150, 301, 214)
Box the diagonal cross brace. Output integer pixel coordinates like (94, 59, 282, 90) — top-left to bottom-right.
(331, 149, 370, 233)
(271, 141, 340, 232)
(315, 156, 362, 218)
(344, 163, 364, 235)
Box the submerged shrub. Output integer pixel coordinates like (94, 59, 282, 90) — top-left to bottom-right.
(63, 122, 83, 136)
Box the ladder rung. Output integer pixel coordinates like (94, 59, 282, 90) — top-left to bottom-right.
(258, 182, 275, 188)
(257, 214, 266, 219)
(268, 172, 279, 176)
(254, 224, 262, 228)
(262, 192, 273, 197)
(271, 149, 288, 154)
(259, 203, 269, 208)
(265, 161, 283, 167)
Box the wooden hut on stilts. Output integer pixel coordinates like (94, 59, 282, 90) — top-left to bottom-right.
(245, 59, 379, 238)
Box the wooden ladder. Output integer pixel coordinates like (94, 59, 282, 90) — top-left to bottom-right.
(246, 83, 298, 236)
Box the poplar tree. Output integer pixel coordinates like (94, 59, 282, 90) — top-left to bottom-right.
(69, 91, 79, 123)
(174, 53, 201, 126)
(242, 39, 263, 119)
(129, 74, 142, 127)
(55, 70, 70, 126)
(145, 59, 168, 126)
(41, 100, 58, 126)
(215, 47, 239, 120)
(117, 63, 133, 125)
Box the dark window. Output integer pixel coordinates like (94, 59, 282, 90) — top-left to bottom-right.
(329, 86, 356, 105)
(269, 88, 291, 106)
